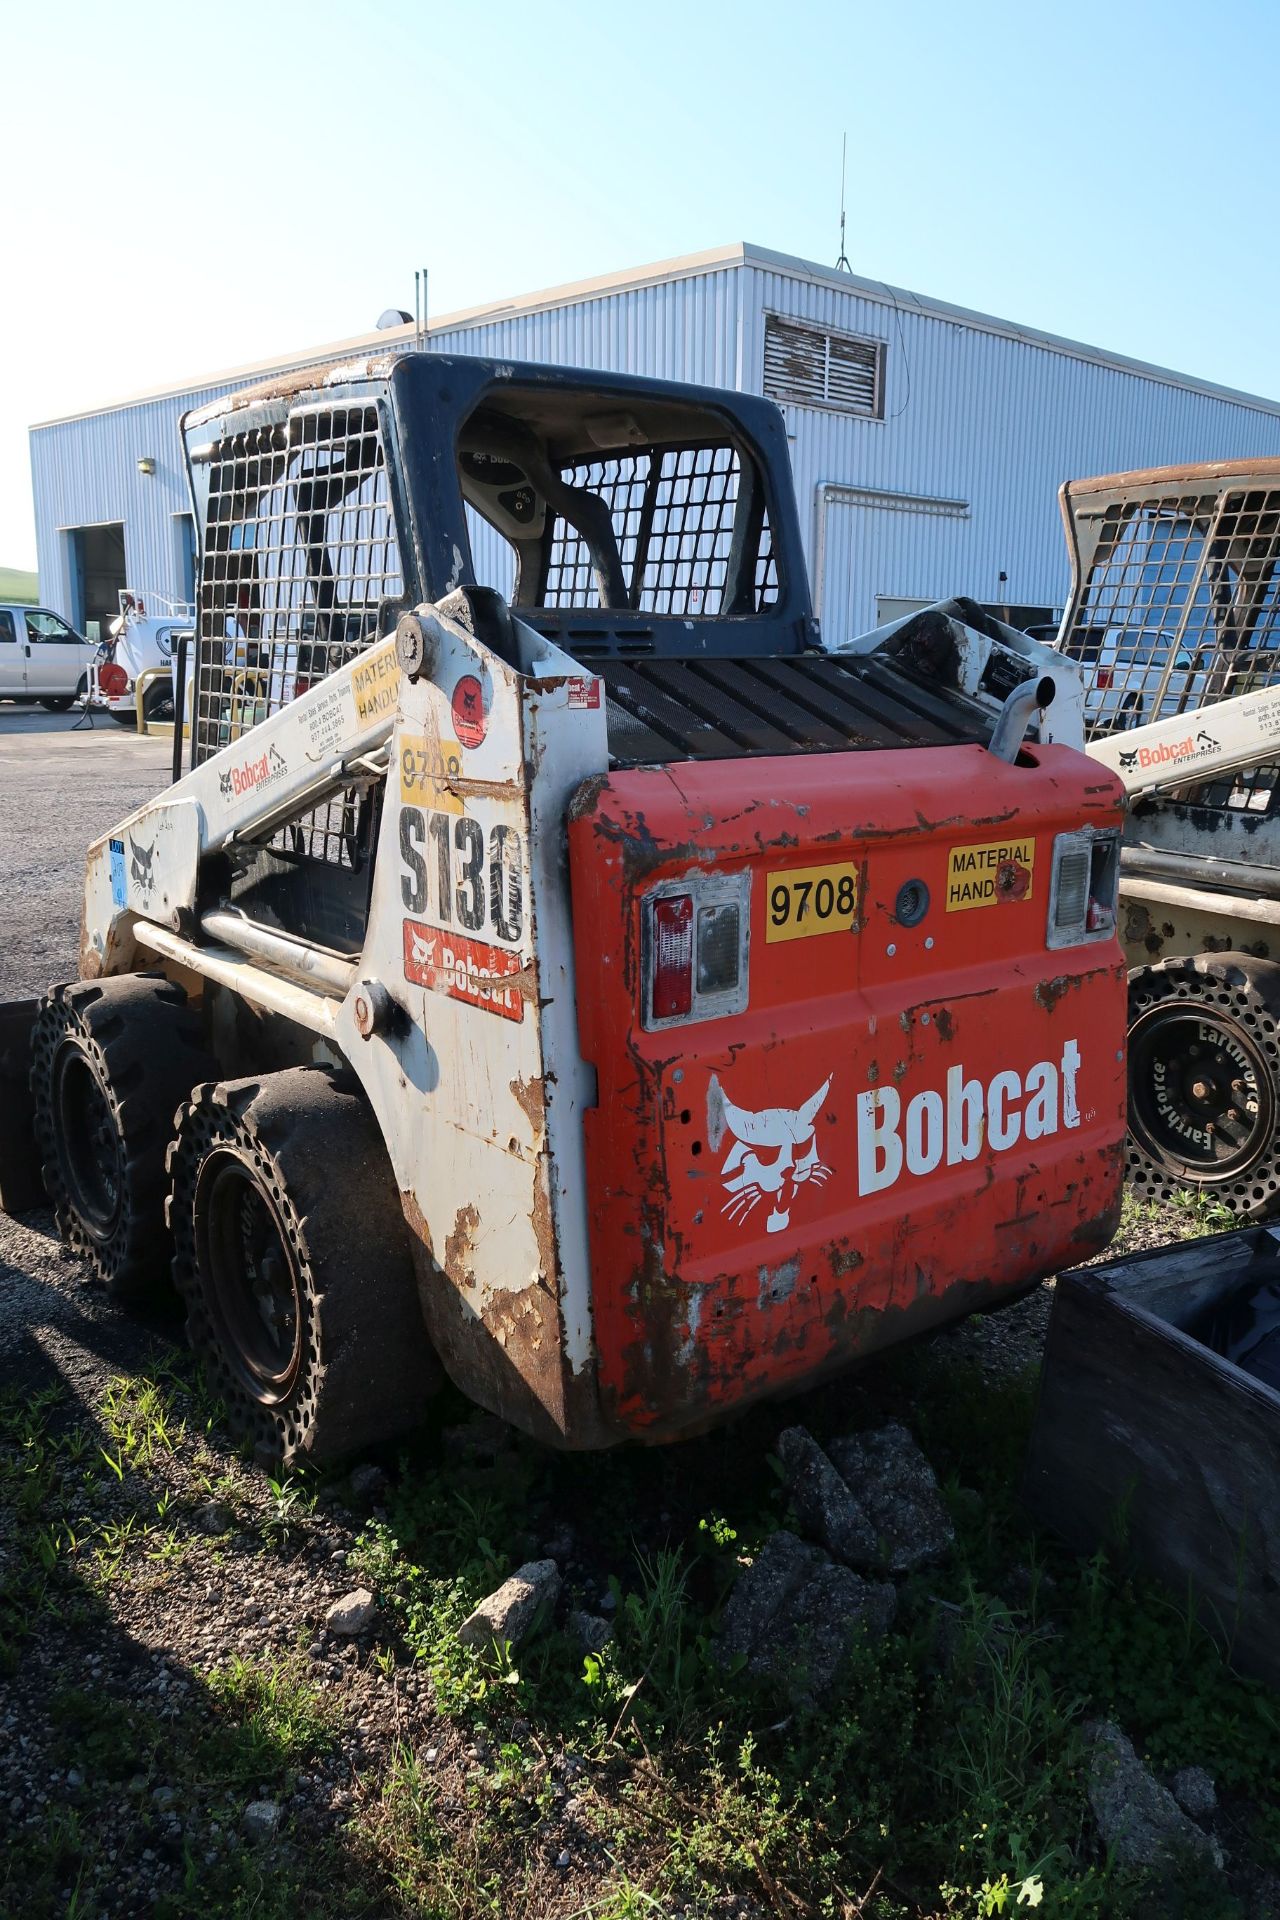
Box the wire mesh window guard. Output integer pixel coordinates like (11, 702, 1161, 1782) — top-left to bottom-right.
(1060, 484, 1280, 815)
(194, 404, 402, 875)
(541, 443, 778, 616)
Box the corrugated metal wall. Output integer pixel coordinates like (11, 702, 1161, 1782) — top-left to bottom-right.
(30, 387, 213, 631)
(29, 263, 747, 625)
(740, 263, 1280, 638)
(31, 256, 1280, 644)
(426, 263, 744, 385)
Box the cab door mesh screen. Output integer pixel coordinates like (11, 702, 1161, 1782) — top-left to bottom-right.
(194, 405, 402, 766)
(542, 443, 778, 615)
(194, 404, 402, 886)
(1060, 482, 1280, 815)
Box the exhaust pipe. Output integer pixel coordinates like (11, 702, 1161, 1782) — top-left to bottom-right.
(988, 674, 1056, 763)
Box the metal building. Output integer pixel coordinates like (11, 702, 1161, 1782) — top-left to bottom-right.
(29, 242, 1280, 644)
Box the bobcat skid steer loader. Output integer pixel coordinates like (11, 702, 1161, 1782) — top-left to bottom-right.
(0, 352, 1128, 1461)
(1058, 460, 1280, 1218)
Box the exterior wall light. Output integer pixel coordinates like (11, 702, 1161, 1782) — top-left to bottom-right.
(137, 456, 157, 475)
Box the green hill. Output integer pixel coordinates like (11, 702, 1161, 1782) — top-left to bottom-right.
(0, 565, 38, 604)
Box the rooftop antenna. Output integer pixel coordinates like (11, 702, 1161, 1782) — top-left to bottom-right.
(421, 265, 428, 345)
(414, 270, 421, 346)
(836, 133, 852, 274)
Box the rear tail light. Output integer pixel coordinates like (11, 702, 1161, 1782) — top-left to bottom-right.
(643, 874, 751, 1029)
(99, 662, 129, 698)
(651, 895, 694, 1021)
(1047, 828, 1120, 949)
(1095, 667, 1113, 689)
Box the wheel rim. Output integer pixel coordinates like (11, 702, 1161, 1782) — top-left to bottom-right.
(52, 1042, 123, 1237)
(194, 1150, 304, 1405)
(1129, 999, 1275, 1182)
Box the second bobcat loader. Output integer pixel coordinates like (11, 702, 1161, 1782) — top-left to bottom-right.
(1, 351, 1127, 1462)
(1058, 460, 1280, 1219)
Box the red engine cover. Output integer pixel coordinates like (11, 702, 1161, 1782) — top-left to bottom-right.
(568, 742, 1127, 1442)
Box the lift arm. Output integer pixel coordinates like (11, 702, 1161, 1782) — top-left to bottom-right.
(1086, 681, 1280, 798)
(80, 630, 402, 980)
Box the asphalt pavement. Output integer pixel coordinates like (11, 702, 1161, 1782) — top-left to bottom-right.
(0, 702, 172, 1000)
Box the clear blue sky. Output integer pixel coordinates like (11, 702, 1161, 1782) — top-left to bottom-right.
(4, 0, 1276, 568)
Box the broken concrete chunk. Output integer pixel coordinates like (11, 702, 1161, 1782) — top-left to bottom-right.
(457, 1559, 560, 1665)
(765, 1562, 896, 1697)
(1170, 1765, 1218, 1822)
(241, 1798, 282, 1844)
(1086, 1722, 1223, 1877)
(716, 1529, 826, 1665)
(777, 1427, 878, 1569)
(714, 1529, 895, 1703)
(826, 1421, 955, 1574)
(325, 1587, 376, 1636)
(567, 1609, 614, 1654)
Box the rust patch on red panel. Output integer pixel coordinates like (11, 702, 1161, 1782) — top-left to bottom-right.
(996, 857, 1032, 903)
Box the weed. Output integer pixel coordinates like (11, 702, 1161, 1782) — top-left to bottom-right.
(263, 1472, 316, 1548)
(1170, 1188, 1237, 1233)
(100, 1374, 185, 1469)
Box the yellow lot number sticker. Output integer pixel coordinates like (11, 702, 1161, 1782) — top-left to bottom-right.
(945, 838, 1035, 912)
(399, 733, 465, 812)
(766, 862, 859, 943)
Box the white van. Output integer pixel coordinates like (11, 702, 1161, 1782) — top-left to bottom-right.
(0, 606, 100, 709)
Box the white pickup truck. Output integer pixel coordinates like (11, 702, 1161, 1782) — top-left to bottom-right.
(0, 605, 99, 709)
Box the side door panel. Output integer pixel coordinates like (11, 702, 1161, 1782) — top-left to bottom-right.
(0, 611, 24, 695)
(22, 611, 86, 695)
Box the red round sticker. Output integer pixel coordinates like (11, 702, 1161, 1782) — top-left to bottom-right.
(451, 674, 487, 749)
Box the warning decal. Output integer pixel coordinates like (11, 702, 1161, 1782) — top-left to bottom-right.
(403, 919, 525, 1022)
(351, 638, 400, 727)
(945, 838, 1035, 912)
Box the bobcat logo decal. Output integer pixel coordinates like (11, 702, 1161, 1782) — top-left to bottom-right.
(1118, 747, 1139, 771)
(710, 1075, 833, 1235)
(409, 927, 436, 969)
(129, 836, 156, 902)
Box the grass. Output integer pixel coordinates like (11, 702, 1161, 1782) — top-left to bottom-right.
(2, 1192, 1278, 1915)
(338, 1328, 1275, 1917)
(0, 562, 38, 605)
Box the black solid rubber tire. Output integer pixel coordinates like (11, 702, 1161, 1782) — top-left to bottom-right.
(1127, 952, 1280, 1220)
(31, 974, 217, 1300)
(110, 710, 138, 730)
(39, 696, 74, 712)
(166, 1068, 439, 1466)
(143, 681, 174, 724)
